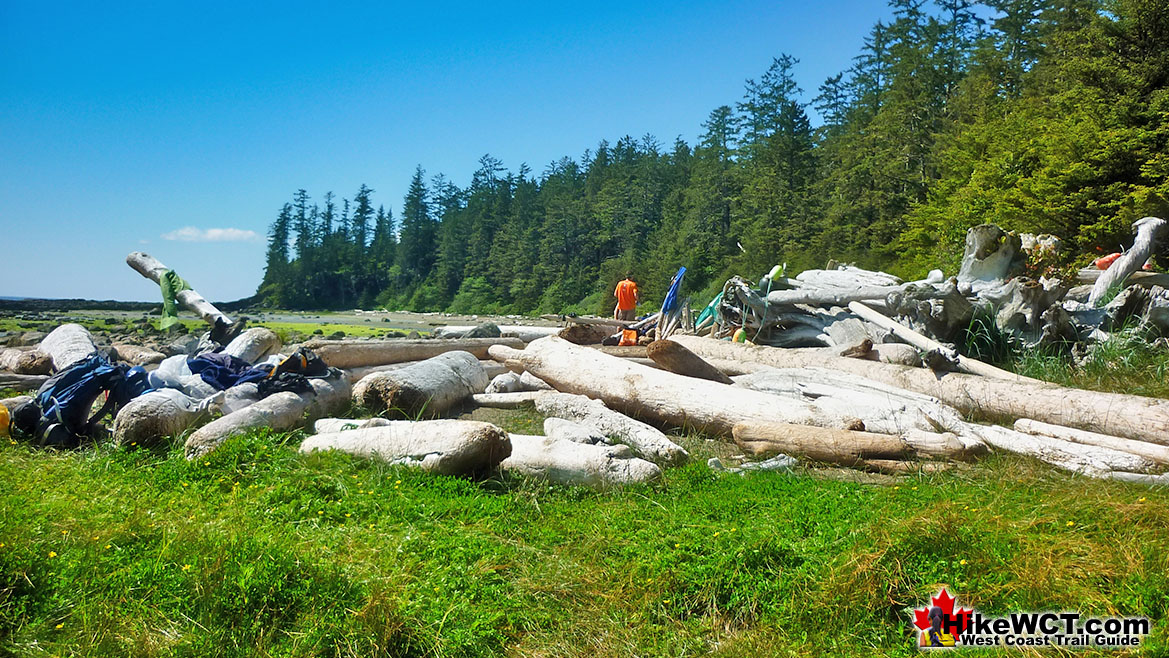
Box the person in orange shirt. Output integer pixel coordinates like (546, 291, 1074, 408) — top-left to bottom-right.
(613, 274, 639, 321)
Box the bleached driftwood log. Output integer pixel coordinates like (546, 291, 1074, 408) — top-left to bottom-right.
(472, 391, 543, 408)
(975, 424, 1156, 476)
(848, 302, 1032, 381)
(486, 372, 523, 394)
(1090, 216, 1168, 306)
(301, 337, 525, 369)
(112, 389, 224, 446)
(221, 327, 281, 364)
(434, 325, 560, 342)
(1013, 418, 1169, 465)
(794, 266, 904, 288)
(0, 348, 52, 375)
(669, 335, 1169, 446)
(490, 337, 848, 441)
(957, 224, 1024, 292)
(645, 339, 733, 384)
(733, 421, 972, 465)
(127, 252, 233, 326)
(0, 374, 48, 392)
(313, 417, 392, 433)
(38, 324, 97, 371)
(729, 367, 986, 457)
(110, 344, 166, 366)
(544, 417, 609, 444)
(502, 434, 661, 487)
(300, 420, 511, 476)
(532, 391, 688, 466)
(352, 351, 487, 418)
(1077, 268, 1169, 289)
(834, 340, 922, 367)
(344, 359, 506, 385)
(184, 376, 351, 458)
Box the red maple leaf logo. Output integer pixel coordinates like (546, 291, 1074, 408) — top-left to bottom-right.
(913, 588, 972, 634)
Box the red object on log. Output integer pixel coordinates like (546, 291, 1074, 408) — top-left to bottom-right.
(1095, 252, 1122, 270)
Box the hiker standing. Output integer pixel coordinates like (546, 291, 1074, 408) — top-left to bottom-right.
(613, 274, 639, 321)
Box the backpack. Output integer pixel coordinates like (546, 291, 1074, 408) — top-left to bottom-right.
(18, 354, 147, 448)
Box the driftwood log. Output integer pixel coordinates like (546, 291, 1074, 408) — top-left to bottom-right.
(312, 417, 392, 433)
(975, 425, 1156, 476)
(502, 434, 661, 487)
(111, 344, 166, 366)
(1090, 217, 1168, 305)
(848, 302, 1032, 381)
(0, 374, 48, 392)
(299, 420, 511, 476)
(733, 421, 972, 465)
(472, 391, 544, 408)
(112, 389, 224, 446)
(344, 359, 507, 385)
(0, 395, 32, 411)
(490, 338, 848, 439)
(184, 376, 351, 458)
(221, 327, 281, 364)
(646, 340, 733, 384)
(669, 335, 1169, 446)
(352, 351, 487, 418)
(957, 224, 1024, 292)
(301, 337, 525, 369)
(38, 324, 98, 371)
(1013, 418, 1169, 465)
(543, 417, 609, 444)
(127, 252, 233, 327)
(532, 391, 688, 466)
(0, 348, 52, 375)
(558, 324, 616, 345)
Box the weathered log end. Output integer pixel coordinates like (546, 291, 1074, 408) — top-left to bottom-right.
(650, 340, 734, 384)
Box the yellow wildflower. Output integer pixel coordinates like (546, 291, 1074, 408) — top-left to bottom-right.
(48, 551, 57, 558)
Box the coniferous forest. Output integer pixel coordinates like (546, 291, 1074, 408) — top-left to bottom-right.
(257, 0, 1169, 314)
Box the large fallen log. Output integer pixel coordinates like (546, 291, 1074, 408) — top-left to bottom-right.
(184, 376, 351, 458)
(975, 425, 1156, 476)
(352, 351, 487, 418)
(127, 252, 233, 327)
(734, 421, 973, 465)
(533, 391, 688, 466)
(1089, 216, 1168, 305)
(112, 389, 224, 446)
(847, 301, 1033, 382)
(669, 335, 1169, 446)
(299, 420, 511, 476)
(544, 417, 609, 444)
(0, 348, 52, 375)
(502, 434, 661, 487)
(221, 327, 281, 364)
(1077, 268, 1169, 288)
(489, 338, 844, 440)
(301, 337, 524, 369)
(1013, 418, 1169, 465)
(646, 340, 733, 384)
(38, 324, 97, 371)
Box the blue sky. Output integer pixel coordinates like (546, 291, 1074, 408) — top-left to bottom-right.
(1, 1, 898, 302)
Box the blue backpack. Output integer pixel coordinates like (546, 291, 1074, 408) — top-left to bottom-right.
(20, 354, 150, 447)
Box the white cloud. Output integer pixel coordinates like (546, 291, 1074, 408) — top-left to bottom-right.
(161, 226, 261, 243)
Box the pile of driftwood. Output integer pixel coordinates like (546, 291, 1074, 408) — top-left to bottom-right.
(5, 237, 1169, 489)
(701, 219, 1169, 366)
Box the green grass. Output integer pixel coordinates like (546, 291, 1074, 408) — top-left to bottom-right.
(1, 429, 1166, 657)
